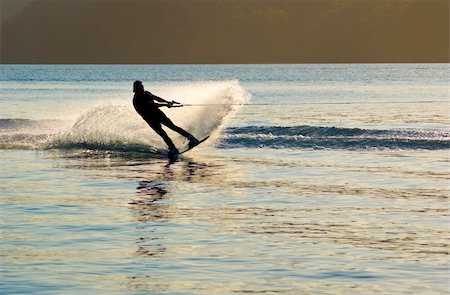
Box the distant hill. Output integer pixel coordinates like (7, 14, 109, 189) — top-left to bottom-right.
(1, 0, 448, 63)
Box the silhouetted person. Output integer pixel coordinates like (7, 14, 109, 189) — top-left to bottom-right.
(133, 80, 198, 157)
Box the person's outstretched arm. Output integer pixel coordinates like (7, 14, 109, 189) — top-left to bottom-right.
(148, 92, 173, 108)
(147, 92, 174, 108)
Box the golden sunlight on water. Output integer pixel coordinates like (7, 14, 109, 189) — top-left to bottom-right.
(1, 64, 449, 294)
(3, 147, 447, 294)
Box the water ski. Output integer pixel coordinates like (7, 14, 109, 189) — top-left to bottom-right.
(166, 136, 210, 161)
(180, 136, 210, 155)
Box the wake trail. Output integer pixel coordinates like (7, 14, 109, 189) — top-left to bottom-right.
(220, 126, 450, 150)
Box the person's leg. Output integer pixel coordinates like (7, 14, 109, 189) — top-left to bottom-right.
(147, 120, 177, 150)
(160, 114, 197, 139)
(162, 117, 200, 148)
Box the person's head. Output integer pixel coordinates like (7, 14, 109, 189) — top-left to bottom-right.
(133, 80, 144, 94)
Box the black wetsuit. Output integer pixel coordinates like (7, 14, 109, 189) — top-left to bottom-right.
(133, 91, 191, 149)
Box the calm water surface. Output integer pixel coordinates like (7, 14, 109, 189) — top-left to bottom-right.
(0, 64, 449, 294)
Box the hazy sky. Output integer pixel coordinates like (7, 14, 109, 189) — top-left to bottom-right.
(1, 0, 448, 63)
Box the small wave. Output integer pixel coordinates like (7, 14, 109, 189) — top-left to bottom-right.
(0, 118, 71, 131)
(219, 126, 450, 150)
(0, 118, 34, 130)
(0, 118, 73, 149)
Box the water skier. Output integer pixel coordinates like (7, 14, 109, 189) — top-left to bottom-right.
(132, 80, 199, 157)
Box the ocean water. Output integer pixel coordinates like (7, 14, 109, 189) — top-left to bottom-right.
(0, 64, 449, 294)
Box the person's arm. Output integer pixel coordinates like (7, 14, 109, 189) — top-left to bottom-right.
(147, 91, 174, 108)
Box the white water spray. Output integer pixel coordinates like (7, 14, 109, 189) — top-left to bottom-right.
(52, 81, 250, 151)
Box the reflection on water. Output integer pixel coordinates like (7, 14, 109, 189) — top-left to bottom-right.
(130, 180, 168, 221)
(1, 149, 449, 294)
